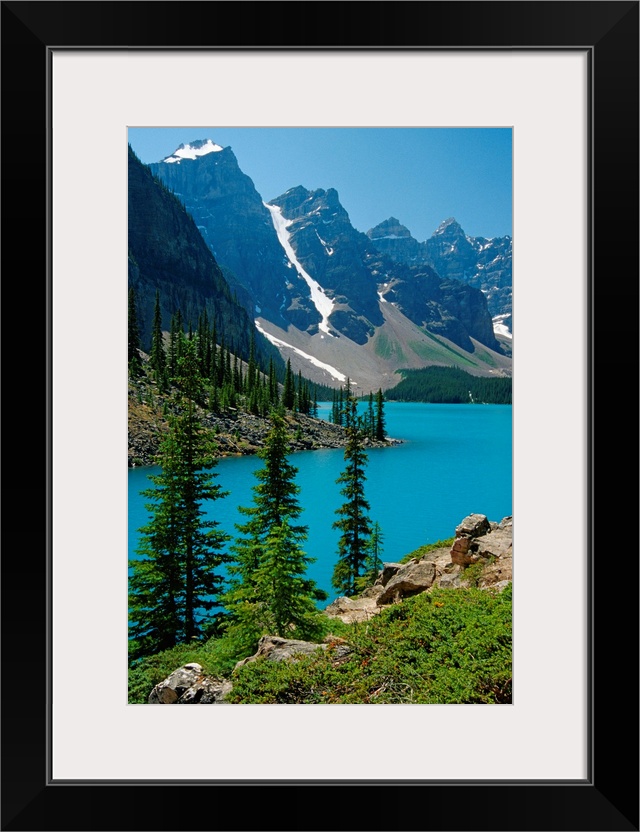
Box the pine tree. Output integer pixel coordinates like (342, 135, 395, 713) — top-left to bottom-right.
(168, 309, 184, 379)
(246, 329, 257, 395)
(375, 388, 387, 441)
(343, 379, 352, 427)
(128, 340, 230, 660)
(332, 397, 373, 596)
(128, 286, 143, 378)
(223, 412, 327, 650)
(150, 290, 167, 388)
(355, 521, 384, 592)
(268, 357, 279, 406)
(282, 359, 295, 410)
(366, 392, 375, 439)
(197, 308, 209, 373)
(334, 387, 344, 426)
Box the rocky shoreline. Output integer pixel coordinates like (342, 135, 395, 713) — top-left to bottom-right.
(128, 389, 402, 468)
(146, 512, 512, 704)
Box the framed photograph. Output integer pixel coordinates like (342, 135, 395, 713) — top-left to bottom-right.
(3, 1, 637, 830)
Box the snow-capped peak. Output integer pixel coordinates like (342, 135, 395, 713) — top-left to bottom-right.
(162, 139, 223, 164)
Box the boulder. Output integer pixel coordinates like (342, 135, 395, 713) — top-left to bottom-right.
(475, 527, 513, 561)
(455, 513, 491, 539)
(148, 663, 232, 704)
(360, 583, 385, 601)
(375, 562, 405, 586)
(450, 535, 482, 566)
(438, 570, 464, 589)
(234, 635, 325, 669)
(324, 594, 381, 624)
(376, 560, 436, 605)
(450, 514, 512, 566)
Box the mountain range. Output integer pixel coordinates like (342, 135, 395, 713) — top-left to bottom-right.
(135, 138, 513, 392)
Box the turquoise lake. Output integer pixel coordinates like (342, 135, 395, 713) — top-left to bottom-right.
(128, 402, 512, 607)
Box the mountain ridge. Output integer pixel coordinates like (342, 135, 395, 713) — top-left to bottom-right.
(146, 138, 512, 389)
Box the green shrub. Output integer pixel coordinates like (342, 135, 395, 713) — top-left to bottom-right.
(227, 584, 512, 704)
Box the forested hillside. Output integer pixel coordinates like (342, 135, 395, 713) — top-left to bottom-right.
(386, 366, 512, 404)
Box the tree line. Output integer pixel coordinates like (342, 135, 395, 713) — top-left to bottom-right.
(129, 286, 335, 418)
(386, 365, 512, 404)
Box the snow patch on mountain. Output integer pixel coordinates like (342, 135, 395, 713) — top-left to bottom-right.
(265, 202, 335, 336)
(255, 321, 346, 381)
(163, 139, 223, 163)
(492, 314, 512, 339)
(315, 230, 334, 256)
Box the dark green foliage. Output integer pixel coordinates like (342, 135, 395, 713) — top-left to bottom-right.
(168, 309, 184, 378)
(364, 392, 375, 439)
(223, 413, 328, 650)
(128, 340, 230, 661)
(150, 290, 167, 389)
(332, 398, 373, 596)
(387, 366, 512, 404)
(227, 584, 512, 704)
(128, 286, 143, 377)
(128, 632, 250, 704)
(282, 359, 295, 410)
(375, 388, 386, 439)
(355, 521, 384, 591)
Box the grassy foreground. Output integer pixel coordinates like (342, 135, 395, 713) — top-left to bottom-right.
(129, 581, 511, 705)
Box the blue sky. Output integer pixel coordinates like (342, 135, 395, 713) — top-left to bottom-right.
(128, 127, 512, 240)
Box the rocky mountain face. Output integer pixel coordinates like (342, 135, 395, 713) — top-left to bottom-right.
(146, 139, 511, 387)
(367, 216, 513, 332)
(371, 256, 500, 353)
(149, 141, 319, 331)
(267, 187, 500, 352)
(268, 185, 383, 344)
(128, 145, 280, 371)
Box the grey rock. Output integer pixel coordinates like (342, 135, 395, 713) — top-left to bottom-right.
(234, 635, 326, 669)
(324, 595, 381, 624)
(376, 561, 436, 605)
(148, 663, 232, 704)
(376, 563, 405, 586)
(455, 513, 491, 538)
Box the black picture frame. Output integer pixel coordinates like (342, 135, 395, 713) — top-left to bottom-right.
(2, 2, 638, 830)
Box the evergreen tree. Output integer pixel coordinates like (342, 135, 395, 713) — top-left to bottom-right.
(246, 329, 257, 395)
(268, 357, 279, 406)
(331, 389, 339, 424)
(282, 359, 295, 410)
(366, 392, 375, 439)
(128, 286, 143, 378)
(150, 290, 167, 388)
(343, 379, 352, 427)
(128, 340, 230, 660)
(375, 388, 386, 441)
(335, 386, 344, 426)
(355, 521, 384, 591)
(168, 309, 184, 379)
(223, 412, 327, 649)
(197, 308, 210, 376)
(332, 398, 373, 596)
